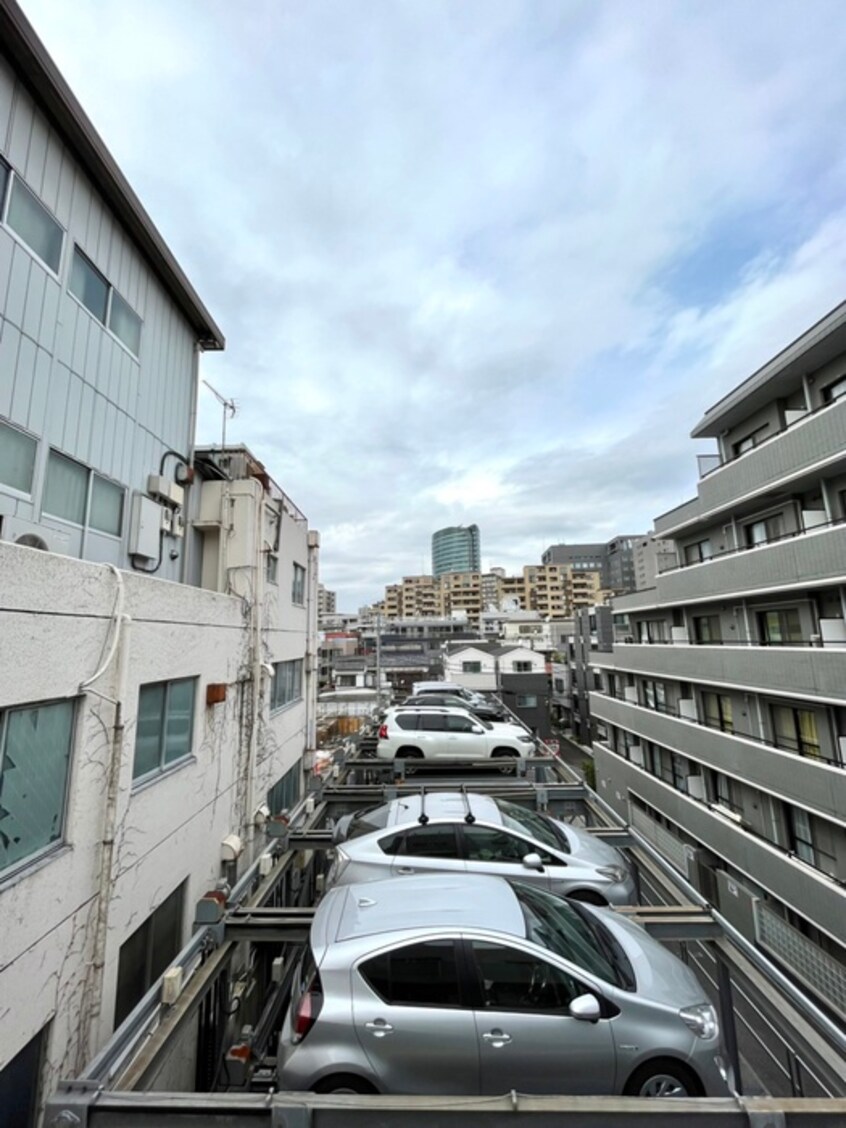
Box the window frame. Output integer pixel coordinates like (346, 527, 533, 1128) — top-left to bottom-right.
(0, 417, 38, 498)
(291, 562, 306, 605)
(0, 697, 76, 878)
(461, 660, 482, 674)
(67, 244, 143, 358)
(42, 449, 125, 538)
(357, 938, 465, 1009)
(270, 658, 304, 712)
(132, 677, 197, 784)
(0, 157, 64, 275)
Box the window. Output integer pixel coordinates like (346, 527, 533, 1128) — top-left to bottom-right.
(639, 619, 667, 643)
(267, 761, 301, 815)
(291, 563, 306, 605)
(470, 940, 582, 1011)
(0, 1023, 48, 1128)
(133, 678, 196, 781)
(642, 680, 667, 713)
(463, 824, 541, 864)
(115, 881, 185, 1025)
(745, 513, 785, 547)
(733, 424, 768, 457)
(702, 691, 733, 733)
(359, 939, 462, 1007)
(772, 705, 821, 759)
(0, 420, 37, 494)
(0, 699, 75, 875)
(3, 168, 63, 272)
(393, 825, 460, 858)
(758, 608, 803, 645)
(462, 661, 482, 673)
(68, 246, 142, 355)
(516, 694, 538, 707)
(712, 772, 742, 815)
(271, 658, 303, 711)
(512, 660, 533, 672)
(822, 374, 846, 404)
(692, 615, 721, 644)
(42, 451, 124, 536)
(265, 552, 278, 584)
(683, 539, 712, 565)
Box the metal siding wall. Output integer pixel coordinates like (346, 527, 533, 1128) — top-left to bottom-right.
(0, 56, 200, 578)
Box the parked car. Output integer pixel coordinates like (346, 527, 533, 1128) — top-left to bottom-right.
(329, 791, 635, 905)
(401, 693, 506, 721)
(376, 706, 535, 763)
(411, 681, 490, 708)
(278, 873, 729, 1097)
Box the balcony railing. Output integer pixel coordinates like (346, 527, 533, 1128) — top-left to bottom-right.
(593, 690, 844, 768)
(658, 514, 846, 575)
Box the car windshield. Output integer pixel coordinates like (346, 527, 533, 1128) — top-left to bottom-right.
(512, 880, 629, 988)
(496, 798, 564, 852)
(345, 803, 392, 840)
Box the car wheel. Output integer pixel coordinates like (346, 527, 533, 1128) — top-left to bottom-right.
(395, 747, 423, 759)
(313, 1073, 377, 1094)
(566, 889, 607, 906)
(492, 748, 519, 774)
(624, 1059, 703, 1098)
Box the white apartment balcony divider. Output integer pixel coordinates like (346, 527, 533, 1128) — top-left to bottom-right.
(629, 802, 688, 871)
(756, 901, 846, 1024)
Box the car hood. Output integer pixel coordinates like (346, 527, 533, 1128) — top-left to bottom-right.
(551, 819, 628, 869)
(586, 905, 707, 1007)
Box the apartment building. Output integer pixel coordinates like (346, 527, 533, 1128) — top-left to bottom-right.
(317, 583, 336, 617)
(591, 302, 846, 1019)
(0, 6, 318, 1117)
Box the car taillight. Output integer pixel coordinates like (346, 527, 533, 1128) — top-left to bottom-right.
(378, 724, 388, 739)
(293, 981, 323, 1042)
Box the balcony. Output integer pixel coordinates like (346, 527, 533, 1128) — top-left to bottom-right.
(655, 520, 846, 604)
(590, 693, 846, 822)
(590, 642, 846, 702)
(593, 744, 846, 942)
(655, 395, 846, 536)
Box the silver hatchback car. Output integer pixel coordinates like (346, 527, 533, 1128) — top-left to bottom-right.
(329, 791, 637, 905)
(278, 874, 729, 1097)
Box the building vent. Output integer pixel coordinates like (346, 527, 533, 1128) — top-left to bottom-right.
(14, 532, 49, 551)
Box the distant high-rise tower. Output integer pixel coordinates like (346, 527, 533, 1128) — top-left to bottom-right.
(432, 524, 481, 577)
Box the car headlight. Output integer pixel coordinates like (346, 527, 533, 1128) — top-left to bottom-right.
(596, 865, 626, 883)
(680, 1003, 719, 1040)
(518, 734, 535, 743)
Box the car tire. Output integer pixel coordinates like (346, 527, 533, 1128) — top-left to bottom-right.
(313, 1073, 377, 1094)
(395, 747, 423, 759)
(566, 889, 607, 906)
(623, 1058, 703, 1098)
(491, 748, 519, 774)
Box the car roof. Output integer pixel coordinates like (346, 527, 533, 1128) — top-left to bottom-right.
(385, 704, 475, 715)
(328, 874, 525, 943)
(383, 791, 502, 826)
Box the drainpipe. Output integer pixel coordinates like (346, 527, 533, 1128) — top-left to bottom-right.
(306, 531, 321, 753)
(182, 341, 202, 586)
(78, 564, 131, 1061)
(246, 487, 265, 852)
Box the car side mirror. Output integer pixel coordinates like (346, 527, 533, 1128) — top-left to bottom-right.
(522, 852, 545, 872)
(471, 725, 484, 734)
(569, 993, 601, 1022)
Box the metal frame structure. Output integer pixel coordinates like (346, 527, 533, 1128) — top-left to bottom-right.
(45, 752, 846, 1127)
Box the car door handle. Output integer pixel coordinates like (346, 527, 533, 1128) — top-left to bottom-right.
(365, 1019, 394, 1037)
(396, 866, 416, 874)
(482, 1028, 512, 1047)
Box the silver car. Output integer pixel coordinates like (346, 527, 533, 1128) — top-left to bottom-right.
(278, 874, 729, 1096)
(329, 791, 636, 905)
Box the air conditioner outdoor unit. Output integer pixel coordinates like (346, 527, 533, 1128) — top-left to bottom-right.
(2, 517, 71, 555)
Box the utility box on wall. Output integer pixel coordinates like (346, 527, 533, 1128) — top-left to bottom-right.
(130, 495, 164, 560)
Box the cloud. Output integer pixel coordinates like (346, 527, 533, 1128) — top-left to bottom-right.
(21, 0, 846, 607)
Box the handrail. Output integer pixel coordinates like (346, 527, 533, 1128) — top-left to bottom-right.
(658, 514, 846, 575)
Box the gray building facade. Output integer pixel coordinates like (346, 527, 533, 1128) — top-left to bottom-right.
(590, 301, 846, 1018)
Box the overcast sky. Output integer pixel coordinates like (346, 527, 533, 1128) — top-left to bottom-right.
(21, 0, 846, 609)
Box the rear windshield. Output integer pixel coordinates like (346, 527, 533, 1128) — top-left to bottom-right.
(512, 881, 628, 988)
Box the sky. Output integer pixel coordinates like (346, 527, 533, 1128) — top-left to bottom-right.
(20, 0, 846, 609)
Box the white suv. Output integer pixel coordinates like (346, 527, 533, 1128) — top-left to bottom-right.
(376, 705, 535, 763)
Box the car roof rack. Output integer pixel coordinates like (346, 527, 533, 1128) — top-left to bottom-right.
(418, 787, 429, 825)
(460, 785, 476, 824)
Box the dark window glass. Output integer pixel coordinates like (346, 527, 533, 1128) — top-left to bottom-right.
(0, 1023, 47, 1128)
(471, 940, 582, 1011)
(399, 824, 459, 858)
(109, 290, 142, 355)
(759, 609, 803, 645)
(395, 714, 418, 730)
(359, 939, 461, 1007)
(43, 451, 87, 524)
(7, 177, 62, 271)
(445, 714, 474, 732)
(69, 248, 108, 322)
(693, 615, 721, 643)
(0, 700, 74, 874)
(772, 706, 821, 759)
(271, 659, 304, 710)
(463, 824, 542, 864)
(420, 714, 447, 731)
(292, 562, 306, 604)
(822, 375, 846, 403)
(267, 762, 302, 814)
(115, 882, 185, 1025)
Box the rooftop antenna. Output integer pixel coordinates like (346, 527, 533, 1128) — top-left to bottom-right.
(202, 379, 237, 451)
